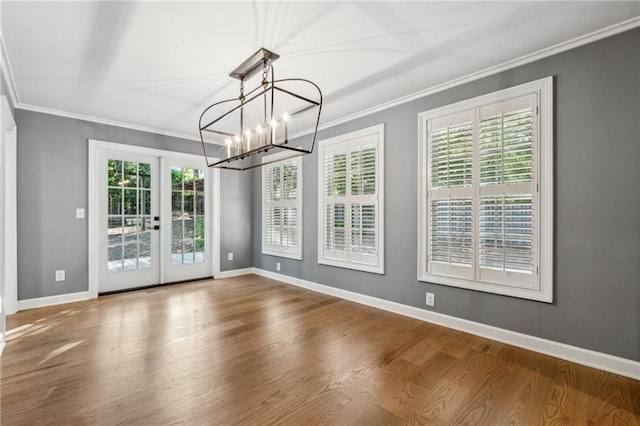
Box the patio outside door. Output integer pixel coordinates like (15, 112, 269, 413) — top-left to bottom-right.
(93, 142, 216, 294)
(97, 150, 160, 293)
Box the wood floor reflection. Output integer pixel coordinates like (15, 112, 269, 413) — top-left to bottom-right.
(2, 275, 639, 424)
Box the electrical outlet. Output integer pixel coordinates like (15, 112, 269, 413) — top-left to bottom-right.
(426, 292, 435, 307)
(276, 262, 281, 271)
(228, 252, 234, 261)
(55, 270, 66, 281)
(76, 208, 85, 219)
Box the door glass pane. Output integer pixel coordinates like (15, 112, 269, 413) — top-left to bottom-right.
(171, 239, 182, 265)
(124, 190, 137, 215)
(108, 189, 122, 215)
(139, 232, 151, 270)
(194, 217, 205, 239)
(196, 192, 205, 215)
(108, 216, 123, 245)
(123, 243, 138, 270)
(108, 160, 122, 186)
(185, 219, 194, 239)
(184, 168, 195, 190)
(184, 191, 194, 214)
(108, 246, 123, 272)
(123, 161, 138, 187)
(107, 159, 153, 273)
(171, 166, 206, 265)
(172, 191, 182, 214)
(195, 170, 205, 191)
(139, 163, 151, 189)
(172, 219, 183, 240)
(183, 240, 195, 264)
(124, 217, 139, 242)
(171, 167, 183, 191)
(195, 239, 205, 263)
(139, 190, 151, 215)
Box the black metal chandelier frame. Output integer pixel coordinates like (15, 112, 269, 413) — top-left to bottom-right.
(199, 48, 323, 171)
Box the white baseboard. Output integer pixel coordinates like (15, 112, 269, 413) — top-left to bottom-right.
(215, 268, 255, 279)
(252, 268, 640, 381)
(17, 291, 91, 311)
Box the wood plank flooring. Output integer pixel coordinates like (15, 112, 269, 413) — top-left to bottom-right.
(2, 275, 639, 425)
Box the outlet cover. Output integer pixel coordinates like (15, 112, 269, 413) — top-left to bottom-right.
(76, 208, 85, 219)
(228, 252, 234, 261)
(55, 270, 66, 281)
(426, 292, 435, 307)
(276, 262, 281, 271)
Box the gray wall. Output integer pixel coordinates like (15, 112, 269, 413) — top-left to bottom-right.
(253, 28, 640, 361)
(16, 110, 252, 300)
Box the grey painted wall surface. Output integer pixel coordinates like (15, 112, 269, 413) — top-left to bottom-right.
(253, 28, 640, 361)
(16, 110, 252, 300)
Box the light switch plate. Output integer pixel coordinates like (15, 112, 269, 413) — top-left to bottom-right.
(76, 208, 85, 219)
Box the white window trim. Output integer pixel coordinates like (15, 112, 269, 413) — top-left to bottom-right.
(417, 77, 553, 302)
(261, 152, 303, 260)
(317, 124, 385, 274)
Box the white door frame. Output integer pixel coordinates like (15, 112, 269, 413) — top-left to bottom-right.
(88, 139, 220, 298)
(1, 96, 18, 319)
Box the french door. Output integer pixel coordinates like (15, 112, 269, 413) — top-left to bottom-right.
(92, 142, 217, 294)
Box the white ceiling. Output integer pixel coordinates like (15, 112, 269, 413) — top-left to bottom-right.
(2, 1, 639, 141)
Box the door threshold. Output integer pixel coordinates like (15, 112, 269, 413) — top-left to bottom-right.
(99, 276, 214, 296)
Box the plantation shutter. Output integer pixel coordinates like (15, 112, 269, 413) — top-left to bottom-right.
(320, 131, 382, 270)
(420, 78, 551, 301)
(263, 157, 302, 258)
(425, 95, 537, 287)
(427, 110, 474, 280)
(478, 95, 536, 288)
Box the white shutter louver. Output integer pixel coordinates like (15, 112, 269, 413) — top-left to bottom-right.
(480, 108, 534, 186)
(479, 195, 533, 272)
(430, 122, 473, 189)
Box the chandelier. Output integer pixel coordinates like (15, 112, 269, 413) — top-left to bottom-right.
(199, 48, 323, 171)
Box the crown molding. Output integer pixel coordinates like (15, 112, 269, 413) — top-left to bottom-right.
(16, 103, 203, 142)
(314, 16, 640, 134)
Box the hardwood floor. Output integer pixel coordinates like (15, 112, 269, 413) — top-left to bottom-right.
(2, 275, 639, 425)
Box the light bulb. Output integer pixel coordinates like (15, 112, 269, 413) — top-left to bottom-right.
(270, 119, 277, 128)
(225, 138, 231, 145)
(256, 125, 263, 134)
(282, 112, 289, 122)
(245, 129, 252, 138)
(234, 135, 240, 142)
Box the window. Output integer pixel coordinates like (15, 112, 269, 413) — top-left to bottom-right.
(262, 153, 302, 259)
(418, 77, 553, 302)
(318, 124, 384, 274)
